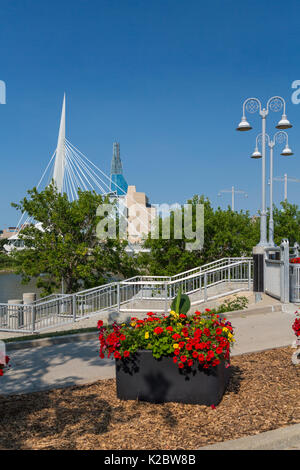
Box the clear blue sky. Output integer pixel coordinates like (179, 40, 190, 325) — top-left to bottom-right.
(1, 0, 300, 227)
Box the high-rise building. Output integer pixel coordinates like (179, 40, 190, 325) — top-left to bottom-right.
(110, 142, 128, 196)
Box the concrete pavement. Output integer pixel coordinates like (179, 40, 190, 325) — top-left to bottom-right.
(0, 307, 296, 395)
(199, 423, 300, 450)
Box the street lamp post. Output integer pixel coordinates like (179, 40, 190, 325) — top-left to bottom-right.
(236, 96, 292, 248)
(251, 131, 294, 247)
(218, 186, 248, 211)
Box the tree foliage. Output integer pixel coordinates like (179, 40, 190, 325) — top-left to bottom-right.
(138, 195, 260, 275)
(11, 184, 137, 295)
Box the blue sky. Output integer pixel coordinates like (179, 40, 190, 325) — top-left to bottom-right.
(1, 0, 300, 227)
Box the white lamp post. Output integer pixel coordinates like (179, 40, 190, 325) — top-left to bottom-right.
(236, 96, 292, 248)
(251, 131, 294, 247)
(218, 186, 248, 211)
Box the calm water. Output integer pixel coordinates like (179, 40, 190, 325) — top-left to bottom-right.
(0, 272, 41, 303)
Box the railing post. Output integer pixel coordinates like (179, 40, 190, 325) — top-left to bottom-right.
(117, 283, 120, 312)
(248, 260, 251, 290)
(72, 294, 77, 322)
(280, 239, 290, 303)
(204, 273, 207, 301)
(293, 242, 300, 258)
(32, 305, 36, 333)
(164, 282, 168, 314)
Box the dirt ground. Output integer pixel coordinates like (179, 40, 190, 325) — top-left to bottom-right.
(0, 346, 299, 450)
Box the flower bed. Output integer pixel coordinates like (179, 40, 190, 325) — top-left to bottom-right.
(98, 309, 235, 405)
(98, 309, 234, 370)
(290, 257, 300, 264)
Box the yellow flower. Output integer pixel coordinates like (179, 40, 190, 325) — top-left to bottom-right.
(173, 343, 179, 349)
(131, 322, 136, 327)
(223, 327, 228, 333)
(170, 310, 176, 316)
(145, 332, 149, 339)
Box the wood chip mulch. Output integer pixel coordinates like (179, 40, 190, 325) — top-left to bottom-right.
(0, 346, 299, 450)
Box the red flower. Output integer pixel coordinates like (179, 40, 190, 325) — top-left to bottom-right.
(147, 312, 155, 316)
(179, 314, 187, 319)
(123, 351, 130, 358)
(172, 333, 181, 340)
(97, 320, 104, 328)
(114, 351, 121, 359)
(180, 355, 187, 362)
(154, 327, 164, 335)
(166, 326, 173, 332)
(204, 328, 210, 337)
(174, 348, 180, 356)
(173, 357, 178, 363)
(178, 362, 184, 369)
(187, 359, 193, 367)
(178, 341, 185, 349)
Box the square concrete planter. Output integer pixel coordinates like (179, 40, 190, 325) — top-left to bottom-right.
(116, 350, 230, 406)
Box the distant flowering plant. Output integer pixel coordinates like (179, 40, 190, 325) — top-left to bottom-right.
(98, 309, 234, 370)
(0, 354, 10, 377)
(290, 257, 300, 264)
(292, 311, 300, 338)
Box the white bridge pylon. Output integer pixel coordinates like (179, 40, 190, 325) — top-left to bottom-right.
(5, 95, 153, 251)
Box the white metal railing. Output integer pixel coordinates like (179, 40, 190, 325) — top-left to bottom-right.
(0, 257, 253, 333)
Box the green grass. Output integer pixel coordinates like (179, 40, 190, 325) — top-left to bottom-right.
(2, 326, 99, 343)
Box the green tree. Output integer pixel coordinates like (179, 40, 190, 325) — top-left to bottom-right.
(11, 184, 137, 295)
(273, 201, 300, 246)
(138, 195, 260, 276)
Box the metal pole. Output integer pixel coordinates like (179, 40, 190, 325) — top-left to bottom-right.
(72, 294, 77, 322)
(284, 173, 288, 201)
(164, 282, 168, 314)
(248, 260, 251, 290)
(32, 305, 36, 333)
(117, 283, 120, 312)
(260, 112, 268, 247)
(268, 143, 275, 247)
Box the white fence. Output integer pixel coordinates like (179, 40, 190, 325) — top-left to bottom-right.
(0, 257, 253, 333)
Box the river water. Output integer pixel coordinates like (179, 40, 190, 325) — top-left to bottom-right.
(0, 272, 41, 303)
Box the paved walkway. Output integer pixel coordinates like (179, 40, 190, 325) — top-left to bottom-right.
(199, 423, 300, 450)
(0, 308, 296, 395)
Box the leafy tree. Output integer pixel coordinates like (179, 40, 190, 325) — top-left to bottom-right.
(138, 195, 260, 276)
(11, 183, 137, 295)
(273, 201, 300, 247)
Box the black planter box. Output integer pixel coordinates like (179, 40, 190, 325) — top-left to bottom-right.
(116, 350, 230, 406)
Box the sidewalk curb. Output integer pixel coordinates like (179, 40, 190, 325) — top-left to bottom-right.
(198, 423, 300, 450)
